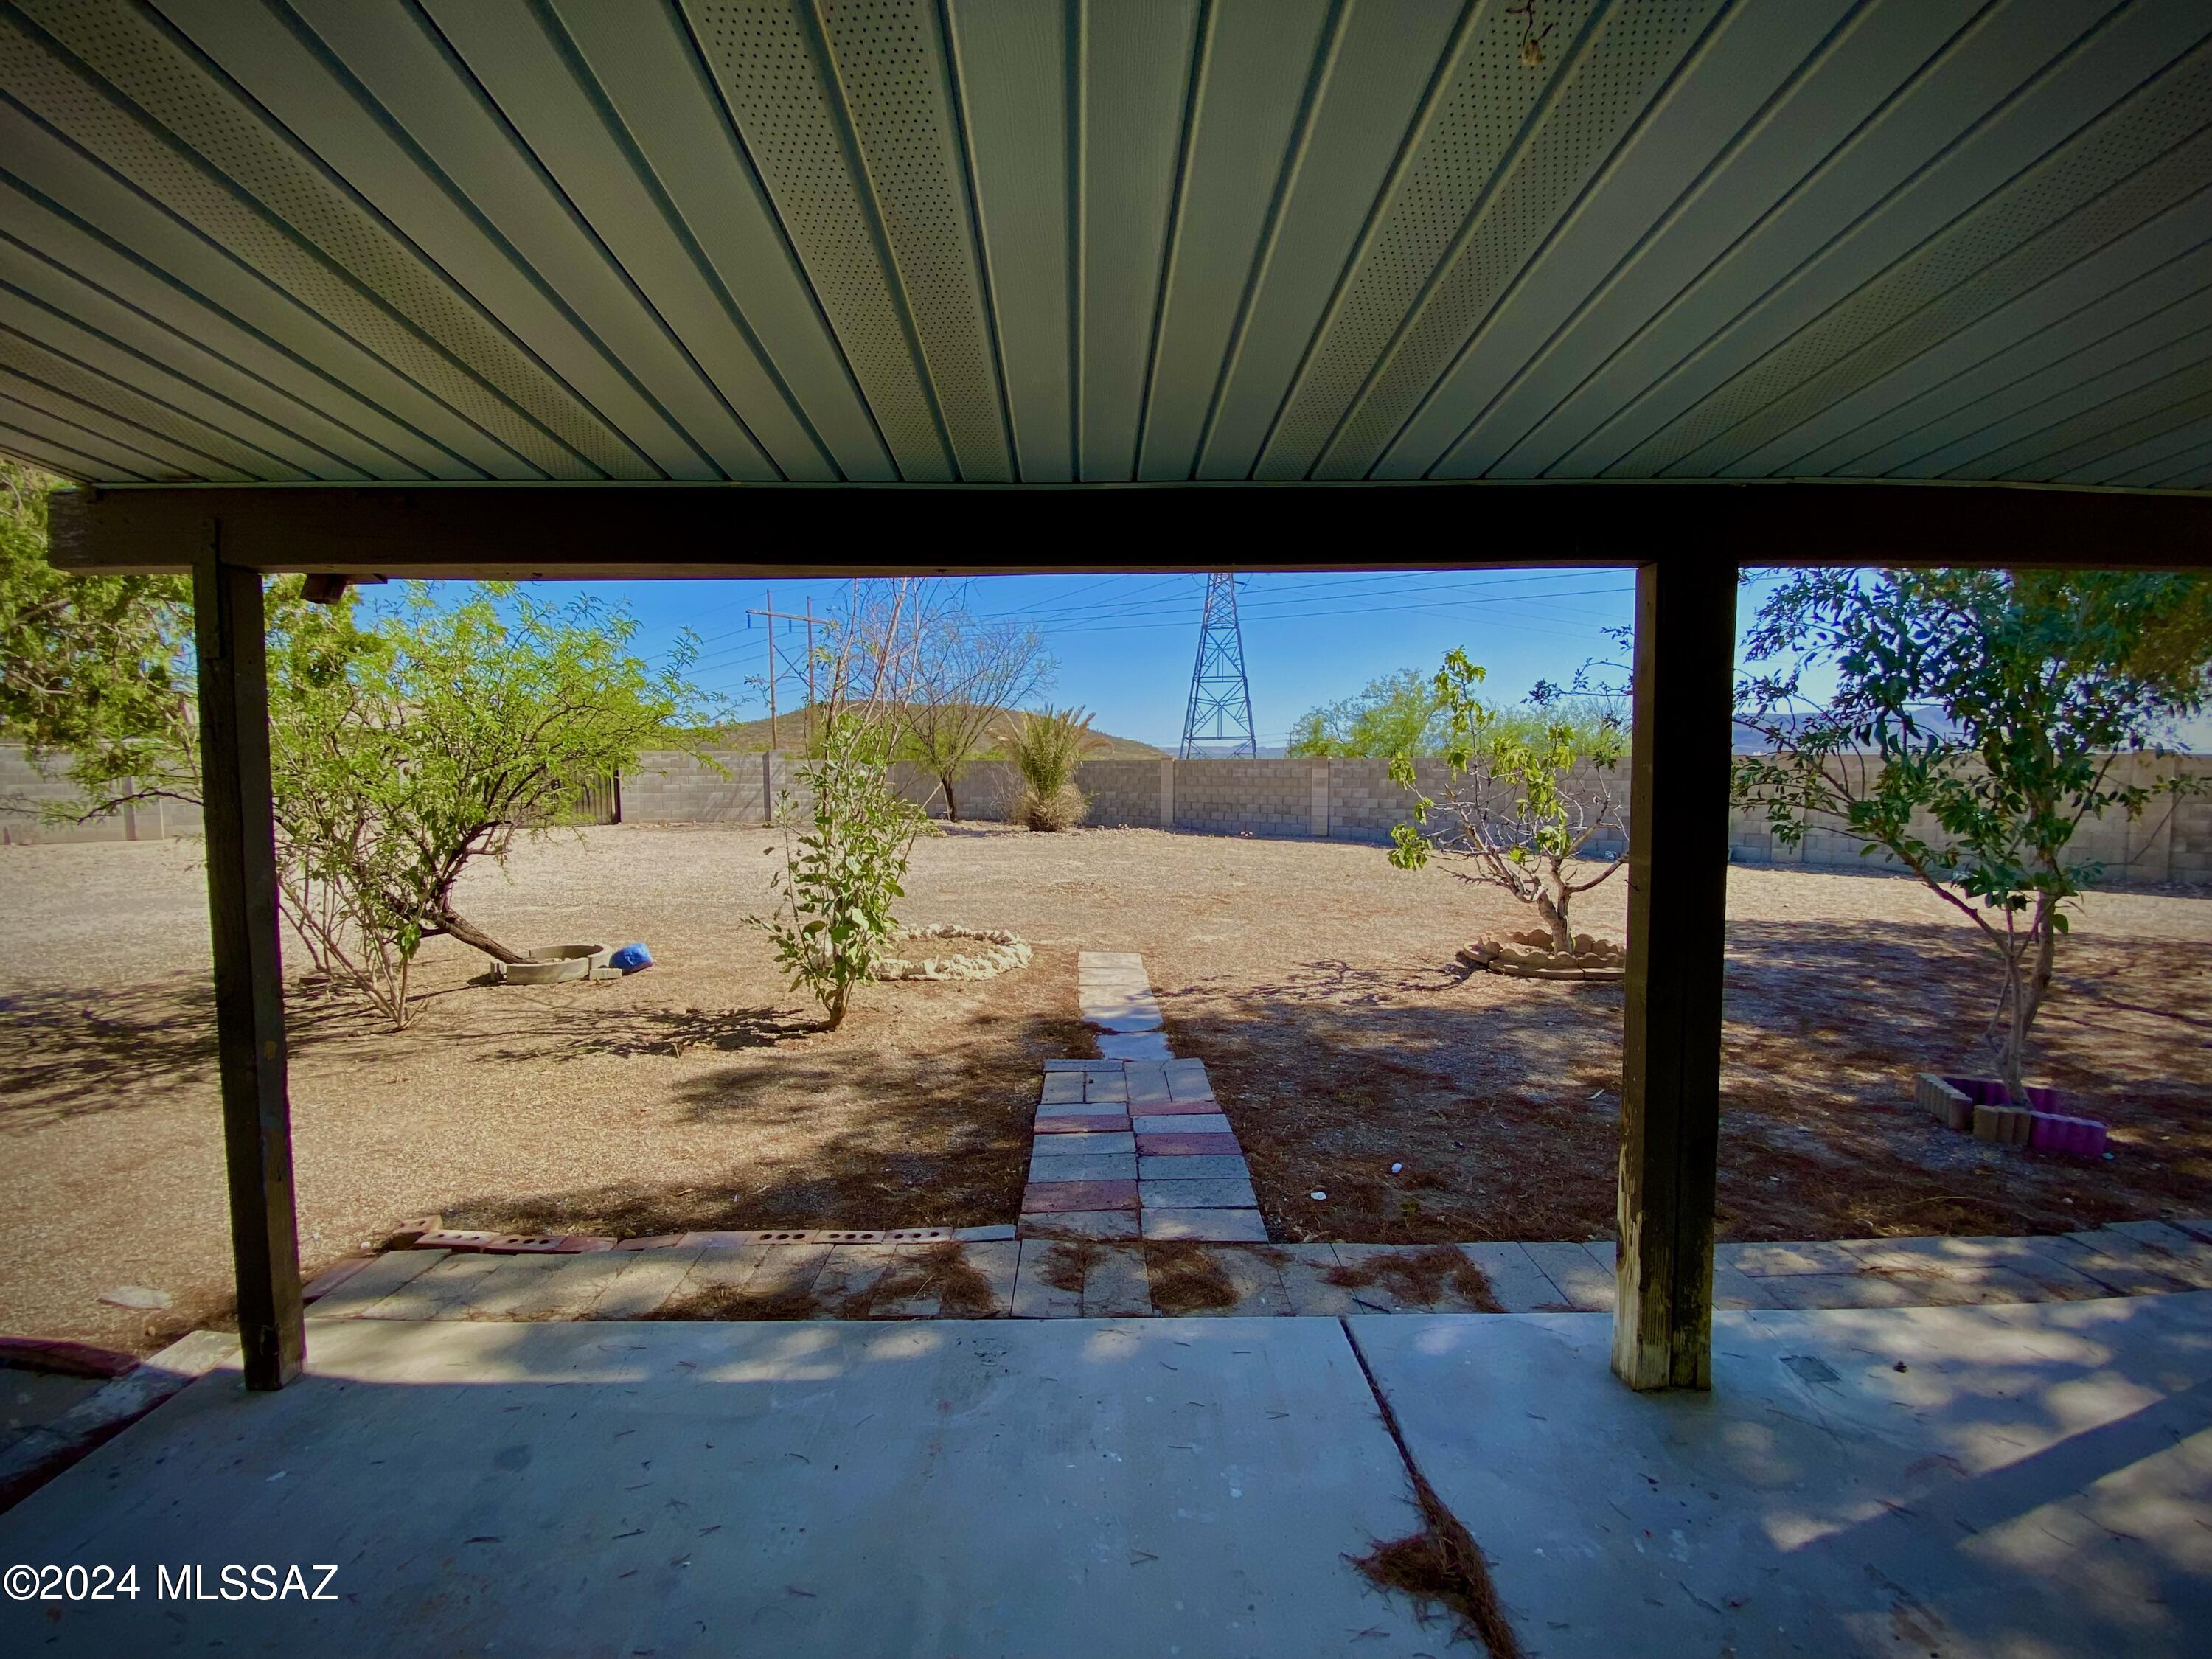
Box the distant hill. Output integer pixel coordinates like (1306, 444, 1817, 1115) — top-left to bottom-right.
(672, 705, 1166, 759)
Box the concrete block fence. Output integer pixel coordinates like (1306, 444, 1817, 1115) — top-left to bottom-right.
(619, 746, 2212, 889)
(0, 744, 202, 846)
(13, 740, 2204, 887)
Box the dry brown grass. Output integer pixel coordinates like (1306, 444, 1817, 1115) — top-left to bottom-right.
(1037, 1239, 1099, 1295)
(1141, 1240, 1237, 1313)
(1352, 1463, 1524, 1659)
(632, 1284, 825, 1322)
(4, 824, 2207, 1351)
(1324, 1245, 1500, 1311)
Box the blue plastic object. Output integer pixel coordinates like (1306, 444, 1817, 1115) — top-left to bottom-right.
(610, 942, 654, 973)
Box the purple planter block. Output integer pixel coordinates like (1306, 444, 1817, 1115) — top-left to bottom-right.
(1944, 1076, 2066, 1113)
(2028, 1113, 2108, 1158)
(1941, 1074, 2105, 1158)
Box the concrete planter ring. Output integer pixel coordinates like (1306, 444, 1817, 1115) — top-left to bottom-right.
(1457, 928, 1627, 983)
(871, 925, 1032, 981)
(497, 944, 611, 986)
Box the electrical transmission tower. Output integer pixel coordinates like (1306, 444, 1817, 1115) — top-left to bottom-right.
(1179, 573, 1258, 758)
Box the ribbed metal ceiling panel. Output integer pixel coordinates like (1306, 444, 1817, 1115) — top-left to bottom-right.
(0, 0, 2205, 492)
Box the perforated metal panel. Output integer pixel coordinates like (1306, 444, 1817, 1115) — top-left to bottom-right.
(0, 375, 215, 479)
(1256, 1, 1601, 479)
(817, 0, 1009, 480)
(5, 0, 620, 481)
(686, 0, 953, 480)
(0, 321, 305, 479)
(0, 0, 2207, 495)
(1319, 0, 1719, 479)
(1645, 41, 2212, 477)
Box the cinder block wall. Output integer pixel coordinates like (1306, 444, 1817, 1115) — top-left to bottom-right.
(1164, 757, 1324, 838)
(605, 746, 2212, 888)
(1077, 759, 1167, 827)
(0, 744, 203, 845)
(622, 749, 796, 824)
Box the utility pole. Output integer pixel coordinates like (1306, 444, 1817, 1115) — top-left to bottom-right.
(749, 591, 826, 751)
(1180, 572, 1259, 758)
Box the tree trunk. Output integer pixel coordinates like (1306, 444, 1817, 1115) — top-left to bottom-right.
(941, 772, 961, 822)
(1534, 881, 1574, 953)
(434, 905, 524, 964)
(1999, 900, 2062, 1102)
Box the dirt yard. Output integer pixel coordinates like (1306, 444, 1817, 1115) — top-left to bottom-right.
(2, 822, 2207, 1352)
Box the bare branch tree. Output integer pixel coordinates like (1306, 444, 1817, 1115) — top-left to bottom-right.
(888, 584, 1052, 819)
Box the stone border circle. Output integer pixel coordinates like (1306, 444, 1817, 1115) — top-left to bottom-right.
(872, 925, 1033, 981)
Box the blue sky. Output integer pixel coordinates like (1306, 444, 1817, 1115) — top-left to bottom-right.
(518, 569, 2206, 751)
(534, 568, 1718, 749)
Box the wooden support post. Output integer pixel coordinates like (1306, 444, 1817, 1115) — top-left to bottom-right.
(1613, 559, 1738, 1392)
(192, 549, 304, 1391)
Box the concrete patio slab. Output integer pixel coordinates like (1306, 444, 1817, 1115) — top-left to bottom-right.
(1079, 1246, 1155, 1318)
(1141, 1208, 1268, 1242)
(1096, 1032, 1171, 1062)
(1135, 1132, 1241, 1157)
(1133, 1111, 1232, 1135)
(1719, 1239, 1868, 1276)
(1273, 1245, 1362, 1316)
(1022, 1180, 1139, 1214)
(1031, 1131, 1135, 1156)
(1139, 1176, 1259, 1210)
(1136, 1153, 1249, 1180)
(1011, 1239, 1082, 1316)
(1459, 1242, 1561, 1314)
(0, 1318, 1430, 1658)
(1037, 1098, 1130, 1119)
(299, 1248, 447, 1317)
(1843, 1234, 2112, 1299)
(1018, 1211, 1139, 1241)
(1029, 1152, 1138, 1184)
(1352, 1295, 2212, 1659)
(1522, 1240, 1614, 1310)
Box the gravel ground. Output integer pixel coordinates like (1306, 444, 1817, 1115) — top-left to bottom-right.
(1, 822, 2207, 1352)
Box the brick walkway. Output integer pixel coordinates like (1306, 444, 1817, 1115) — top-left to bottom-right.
(1017, 952, 1267, 1242)
(304, 1219, 2212, 1324)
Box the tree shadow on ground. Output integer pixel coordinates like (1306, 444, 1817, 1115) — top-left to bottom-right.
(474, 1004, 820, 1060)
(0, 978, 218, 1129)
(1164, 915, 2211, 1251)
(434, 1007, 1082, 1238)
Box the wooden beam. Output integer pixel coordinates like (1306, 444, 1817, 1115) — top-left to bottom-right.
(192, 549, 305, 1391)
(1613, 559, 1738, 1392)
(44, 479, 2212, 577)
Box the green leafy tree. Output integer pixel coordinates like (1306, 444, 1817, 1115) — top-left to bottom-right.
(6, 472, 708, 1029)
(1005, 705, 1102, 831)
(753, 581, 927, 1028)
(1287, 668, 1447, 757)
(754, 710, 925, 1029)
(1733, 568, 2211, 1101)
(1386, 650, 1629, 953)
(0, 462, 198, 815)
(268, 582, 708, 1026)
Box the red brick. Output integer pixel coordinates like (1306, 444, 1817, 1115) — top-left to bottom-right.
(1021, 1180, 1141, 1214)
(613, 1234, 686, 1251)
(1034, 1113, 1130, 1134)
(554, 1235, 617, 1253)
(1135, 1133, 1242, 1157)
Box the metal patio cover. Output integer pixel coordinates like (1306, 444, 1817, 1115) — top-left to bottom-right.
(2, 0, 2211, 495)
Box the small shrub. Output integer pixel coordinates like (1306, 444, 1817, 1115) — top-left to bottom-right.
(753, 711, 924, 1029)
(1005, 706, 1101, 833)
